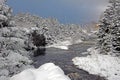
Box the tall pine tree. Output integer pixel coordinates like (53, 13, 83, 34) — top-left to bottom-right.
(110, 0, 120, 56)
(97, 0, 120, 56)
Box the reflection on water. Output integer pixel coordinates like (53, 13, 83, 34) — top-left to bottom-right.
(34, 47, 46, 57)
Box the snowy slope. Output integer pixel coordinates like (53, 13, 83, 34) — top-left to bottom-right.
(10, 63, 71, 80)
(72, 48, 120, 80)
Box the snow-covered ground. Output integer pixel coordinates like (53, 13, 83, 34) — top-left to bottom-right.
(72, 48, 120, 80)
(47, 40, 71, 50)
(47, 39, 83, 50)
(10, 63, 71, 80)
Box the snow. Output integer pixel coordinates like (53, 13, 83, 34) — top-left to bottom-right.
(23, 28, 30, 33)
(47, 40, 72, 50)
(72, 48, 120, 80)
(30, 27, 39, 31)
(10, 63, 71, 80)
(82, 29, 87, 33)
(0, 0, 6, 4)
(47, 39, 83, 50)
(73, 39, 83, 44)
(0, 14, 8, 21)
(51, 45, 69, 50)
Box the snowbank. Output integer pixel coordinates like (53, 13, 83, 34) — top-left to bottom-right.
(72, 48, 120, 80)
(73, 39, 83, 44)
(47, 39, 83, 50)
(10, 63, 71, 80)
(47, 40, 72, 50)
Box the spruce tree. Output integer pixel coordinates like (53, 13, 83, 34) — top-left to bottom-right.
(110, 0, 120, 56)
(97, 0, 120, 56)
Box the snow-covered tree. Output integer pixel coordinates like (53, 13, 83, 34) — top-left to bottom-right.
(97, 0, 120, 56)
(0, 0, 13, 28)
(110, 0, 120, 56)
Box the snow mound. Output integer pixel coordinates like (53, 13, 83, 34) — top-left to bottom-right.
(10, 63, 71, 80)
(72, 49, 120, 80)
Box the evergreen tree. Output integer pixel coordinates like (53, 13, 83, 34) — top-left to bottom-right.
(0, 0, 13, 28)
(97, 0, 120, 56)
(110, 0, 120, 56)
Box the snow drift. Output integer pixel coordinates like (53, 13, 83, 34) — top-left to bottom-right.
(72, 48, 120, 80)
(10, 63, 71, 80)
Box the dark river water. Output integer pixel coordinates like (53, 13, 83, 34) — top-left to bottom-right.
(32, 43, 106, 80)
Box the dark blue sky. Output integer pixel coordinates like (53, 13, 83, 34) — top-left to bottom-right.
(7, 0, 109, 24)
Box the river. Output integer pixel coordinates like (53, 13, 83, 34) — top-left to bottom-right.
(32, 42, 106, 80)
